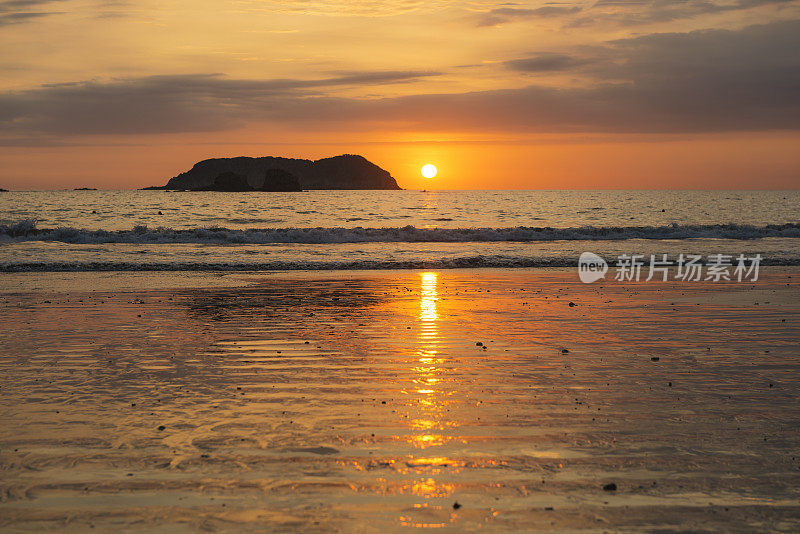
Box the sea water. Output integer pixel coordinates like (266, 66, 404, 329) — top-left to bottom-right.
(1, 190, 798, 271)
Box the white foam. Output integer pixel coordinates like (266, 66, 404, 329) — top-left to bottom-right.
(2, 220, 799, 245)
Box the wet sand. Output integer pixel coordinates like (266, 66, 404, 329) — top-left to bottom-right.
(1, 268, 799, 532)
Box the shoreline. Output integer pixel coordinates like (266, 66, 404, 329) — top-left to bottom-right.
(1, 264, 797, 292)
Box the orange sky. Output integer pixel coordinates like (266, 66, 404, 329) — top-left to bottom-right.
(0, 1, 799, 189)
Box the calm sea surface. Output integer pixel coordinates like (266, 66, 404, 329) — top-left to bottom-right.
(1, 190, 798, 271)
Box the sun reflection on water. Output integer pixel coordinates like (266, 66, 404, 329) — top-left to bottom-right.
(409, 272, 446, 449)
(419, 272, 439, 323)
(383, 272, 466, 507)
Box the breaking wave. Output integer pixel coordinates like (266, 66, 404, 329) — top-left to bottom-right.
(2, 220, 800, 244)
(2, 255, 799, 272)
(0, 256, 567, 272)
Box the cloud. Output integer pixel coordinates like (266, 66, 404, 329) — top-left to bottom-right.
(505, 53, 592, 72)
(0, 0, 65, 26)
(0, 71, 441, 136)
(235, 0, 462, 17)
(321, 19, 800, 134)
(0, 0, 59, 9)
(0, 20, 798, 142)
(472, 0, 798, 28)
(0, 1, 137, 26)
(476, 5, 582, 27)
(398, 20, 800, 133)
(572, 0, 798, 27)
(0, 11, 50, 24)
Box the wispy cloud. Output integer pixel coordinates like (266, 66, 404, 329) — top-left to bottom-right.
(0, 0, 61, 10)
(572, 0, 798, 27)
(0, 0, 65, 26)
(0, 71, 442, 136)
(505, 53, 593, 72)
(235, 0, 460, 17)
(473, 0, 799, 28)
(0, 20, 798, 142)
(476, 4, 582, 27)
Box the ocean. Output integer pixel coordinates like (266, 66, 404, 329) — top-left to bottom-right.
(1, 190, 799, 271)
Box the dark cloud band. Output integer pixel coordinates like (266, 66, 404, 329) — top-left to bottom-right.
(0, 20, 798, 142)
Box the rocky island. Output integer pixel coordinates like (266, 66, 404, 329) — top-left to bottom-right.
(144, 154, 401, 191)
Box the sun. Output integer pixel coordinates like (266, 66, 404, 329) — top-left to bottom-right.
(421, 164, 437, 178)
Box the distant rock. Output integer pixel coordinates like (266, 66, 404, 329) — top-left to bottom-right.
(145, 154, 401, 190)
(0, 188, 8, 192)
(194, 172, 254, 192)
(73, 187, 97, 191)
(261, 168, 302, 192)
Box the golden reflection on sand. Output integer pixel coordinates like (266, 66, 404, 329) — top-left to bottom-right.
(410, 272, 447, 450)
(404, 272, 460, 505)
(419, 271, 439, 323)
(409, 479, 454, 498)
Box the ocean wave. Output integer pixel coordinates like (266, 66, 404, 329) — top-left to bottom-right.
(0, 257, 566, 272)
(2, 219, 800, 245)
(2, 255, 800, 272)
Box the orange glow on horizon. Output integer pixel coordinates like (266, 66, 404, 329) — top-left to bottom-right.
(1, 131, 799, 189)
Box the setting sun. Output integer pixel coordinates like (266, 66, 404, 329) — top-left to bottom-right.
(421, 164, 438, 179)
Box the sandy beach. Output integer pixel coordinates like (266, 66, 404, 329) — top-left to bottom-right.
(1, 268, 799, 532)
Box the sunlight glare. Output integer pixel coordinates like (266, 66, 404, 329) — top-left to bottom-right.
(421, 164, 437, 178)
(419, 272, 439, 322)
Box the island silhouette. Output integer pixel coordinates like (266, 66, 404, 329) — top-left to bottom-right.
(144, 154, 401, 191)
